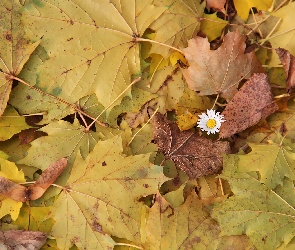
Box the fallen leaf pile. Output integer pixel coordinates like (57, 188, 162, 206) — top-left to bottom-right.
(0, 0, 295, 249)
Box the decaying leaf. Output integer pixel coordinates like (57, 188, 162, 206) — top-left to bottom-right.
(0, 158, 67, 202)
(219, 73, 278, 138)
(182, 30, 263, 101)
(0, 230, 46, 250)
(276, 48, 295, 92)
(27, 158, 67, 200)
(0, 0, 40, 117)
(151, 112, 230, 179)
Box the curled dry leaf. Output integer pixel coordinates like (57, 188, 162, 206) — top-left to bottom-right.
(0, 158, 67, 202)
(276, 48, 295, 93)
(182, 30, 263, 101)
(0, 230, 46, 250)
(219, 73, 278, 138)
(151, 112, 230, 179)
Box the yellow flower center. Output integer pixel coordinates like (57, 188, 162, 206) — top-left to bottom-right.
(206, 119, 216, 129)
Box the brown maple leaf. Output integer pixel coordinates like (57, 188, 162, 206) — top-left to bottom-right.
(182, 30, 263, 101)
(151, 112, 230, 179)
(276, 48, 295, 93)
(219, 73, 278, 138)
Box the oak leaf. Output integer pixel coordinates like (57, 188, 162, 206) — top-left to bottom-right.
(0, 0, 40, 117)
(219, 73, 278, 138)
(182, 30, 264, 101)
(276, 48, 295, 93)
(151, 112, 230, 179)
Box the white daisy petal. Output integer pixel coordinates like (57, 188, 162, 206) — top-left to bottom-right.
(197, 109, 225, 135)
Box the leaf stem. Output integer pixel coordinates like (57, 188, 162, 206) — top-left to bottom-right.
(128, 106, 159, 145)
(86, 77, 141, 130)
(11, 75, 108, 127)
(211, 94, 219, 109)
(116, 243, 143, 249)
(136, 37, 184, 55)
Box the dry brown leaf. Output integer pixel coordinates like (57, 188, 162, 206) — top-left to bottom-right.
(151, 112, 230, 179)
(0, 176, 27, 202)
(206, 0, 226, 12)
(219, 73, 278, 138)
(0, 158, 67, 202)
(27, 158, 67, 200)
(182, 30, 263, 101)
(276, 48, 295, 93)
(0, 230, 46, 250)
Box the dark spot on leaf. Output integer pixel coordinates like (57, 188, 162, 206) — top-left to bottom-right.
(67, 37, 73, 41)
(102, 161, 107, 166)
(26, 95, 31, 100)
(143, 184, 149, 188)
(52, 87, 62, 96)
(5, 33, 12, 41)
(92, 219, 105, 234)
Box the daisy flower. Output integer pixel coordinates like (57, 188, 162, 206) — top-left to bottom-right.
(197, 109, 225, 135)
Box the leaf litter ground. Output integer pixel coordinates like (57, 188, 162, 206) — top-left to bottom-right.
(0, 0, 295, 250)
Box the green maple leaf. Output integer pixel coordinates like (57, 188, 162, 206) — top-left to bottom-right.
(238, 137, 295, 189)
(50, 136, 168, 249)
(0, 0, 40, 116)
(213, 154, 295, 250)
(19, 0, 166, 110)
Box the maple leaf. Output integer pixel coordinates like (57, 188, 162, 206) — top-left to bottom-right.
(151, 112, 230, 179)
(0, 0, 40, 117)
(149, 0, 205, 57)
(276, 48, 295, 93)
(213, 154, 295, 250)
(0, 106, 31, 141)
(20, 0, 166, 109)
(238, 136, 295, 189)
(17, 119, 125, 183)
(182, 30, 263, 101)
(49, 136, 168, 249)
(267, 2, 295, 64)
(219, 73, 278, 138)
(141, 191, 221, 249)
(234, 0, 273, 21)
(0, 230, 46, 250)
(200, 13, 228, 42)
